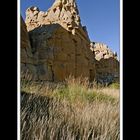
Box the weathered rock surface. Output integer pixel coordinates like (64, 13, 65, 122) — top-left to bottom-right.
(25, 0, 90, 40)
(21, 0, 119, 83)
(90, 42, 118, 61)
(21, 16, 37, 79)
(90, 42, 119, 84)
(23, 0, 95, 81)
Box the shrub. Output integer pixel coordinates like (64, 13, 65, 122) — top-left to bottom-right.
(109, 82, 120, 89)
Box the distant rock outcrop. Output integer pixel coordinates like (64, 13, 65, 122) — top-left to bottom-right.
(90, 42, 118, 60)
(90, 42, 119, 84)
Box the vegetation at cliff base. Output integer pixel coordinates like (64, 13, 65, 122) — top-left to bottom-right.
(21, 77, 120, 140)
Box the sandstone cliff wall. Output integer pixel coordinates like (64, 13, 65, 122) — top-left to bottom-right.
(21, 0, 119, 83)
(21, 16, 37, 79)
(21, 0, 96, 81)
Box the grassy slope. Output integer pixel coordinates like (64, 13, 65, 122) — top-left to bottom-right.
(21, 77, 120, 140)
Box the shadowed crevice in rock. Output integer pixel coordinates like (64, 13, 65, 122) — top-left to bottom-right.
(21, 16, 37, 79)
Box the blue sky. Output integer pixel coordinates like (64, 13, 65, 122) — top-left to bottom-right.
(21, 0, 120, 58)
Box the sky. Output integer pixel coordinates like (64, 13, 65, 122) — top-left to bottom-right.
(21, 0, 120, 59)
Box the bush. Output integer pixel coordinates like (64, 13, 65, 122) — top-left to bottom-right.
(109, 82, 120, 89)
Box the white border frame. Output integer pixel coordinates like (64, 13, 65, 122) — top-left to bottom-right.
(17, 0, 123, 140)
(120, 0, 123, 140)
(17, 0, 20, 140)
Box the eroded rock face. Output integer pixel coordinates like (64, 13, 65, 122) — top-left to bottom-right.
(23, 0, 95, 81)
(21, 0, 119, 83)
(21, 16, 37, 79)
(25, 0, 90, 40)
(26, 0, 81, 31)
(95, 58, 119, 84)
(90, 42, 118, 61)
(90, 42, 119, 84)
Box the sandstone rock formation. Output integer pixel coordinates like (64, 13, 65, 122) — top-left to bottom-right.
(22, 0, 96, 81)
(90, 42, 117, 60)
(21, 16, 37, 79)
(21, 0, 119, 83)
(25, 0, 90, 40)
(90, 42, 119, 83)
(26, 0, 81, 30)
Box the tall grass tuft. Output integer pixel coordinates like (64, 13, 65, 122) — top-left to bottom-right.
(21, 75, 120, 140)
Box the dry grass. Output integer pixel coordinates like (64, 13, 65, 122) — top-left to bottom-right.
(94, 88, 119, 99)
(21, 76, 120, 140)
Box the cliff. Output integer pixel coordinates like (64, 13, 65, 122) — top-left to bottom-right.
(21, 16, 37, 79)
(21, 0, 96, 81)
(21, 0, 119, 83)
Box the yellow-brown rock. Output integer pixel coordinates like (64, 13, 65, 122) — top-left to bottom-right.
(21, 16, 37, 78)
(23, 0, 95, 81)
(21, 0, 119, 83)
(90, 42, 119, 83)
